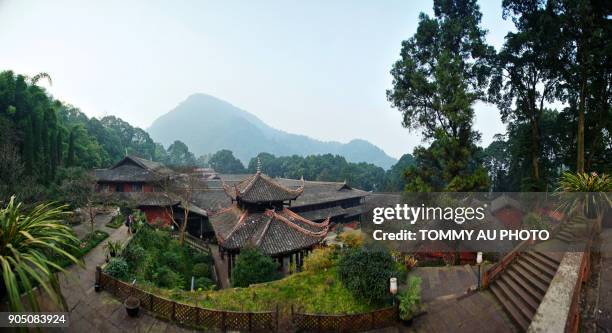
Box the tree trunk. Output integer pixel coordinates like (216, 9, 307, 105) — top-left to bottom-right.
(179, 207, 189, 245)
(530, 113, 541, 184)
(577, 77, 586, 173)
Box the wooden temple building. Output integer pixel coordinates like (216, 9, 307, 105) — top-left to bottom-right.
(94, 156, 369, 276)
(210, 170, 330, 276)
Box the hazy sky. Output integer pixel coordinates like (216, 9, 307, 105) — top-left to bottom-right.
(0, 0, 515, 159)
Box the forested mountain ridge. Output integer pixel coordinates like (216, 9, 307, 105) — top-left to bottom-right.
(0, 71, 412, 201)
(147, 93, 397, 169)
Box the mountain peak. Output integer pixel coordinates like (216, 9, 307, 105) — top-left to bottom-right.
(148, 94, 397, 169)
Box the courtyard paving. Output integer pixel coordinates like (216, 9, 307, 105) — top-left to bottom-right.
(71, 209, 119, 239)
(408, 265, 478, 302)
(595, 229, 612, 331)
(36, 225, 195, 332)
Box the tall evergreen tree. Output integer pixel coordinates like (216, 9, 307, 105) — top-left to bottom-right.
(387, 0, 494, 191)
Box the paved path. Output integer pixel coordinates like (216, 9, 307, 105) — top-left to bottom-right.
(596, 229, 612, 331)
(71, 210, 118, 239)
(409, 265, 478, 302)
(39, 225, 194, 332)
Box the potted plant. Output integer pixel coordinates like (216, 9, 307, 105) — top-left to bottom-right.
(124, 296, 140, 317)
(104, 240, 122, 258)
(397, 276, 422, 325)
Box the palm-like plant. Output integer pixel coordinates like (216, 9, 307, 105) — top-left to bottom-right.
(555, 172, 612, 222)
(0, 196, 81, 312)
(104, 240, 123, 257)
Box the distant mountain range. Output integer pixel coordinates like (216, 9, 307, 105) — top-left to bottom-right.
(148, 94, 397, 169)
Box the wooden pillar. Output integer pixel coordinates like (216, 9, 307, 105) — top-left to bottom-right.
(228, 253, 232, 278)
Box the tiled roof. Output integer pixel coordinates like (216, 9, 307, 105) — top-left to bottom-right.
(211, 175, 368, 207)
(95, 156, 172, 182)
(222, 172, 304, 204)
(296, 206, 347, 221)
(209, 206, 329, 255)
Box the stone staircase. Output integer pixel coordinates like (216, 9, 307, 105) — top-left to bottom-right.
(554, 217, 583, 243)
(488, 251, 563, 331)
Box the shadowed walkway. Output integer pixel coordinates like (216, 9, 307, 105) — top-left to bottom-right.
(38, 225, 195, 332)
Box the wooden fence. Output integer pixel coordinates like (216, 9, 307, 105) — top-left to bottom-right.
(291, 305, 398, 333)
(97, 269, 277, 332)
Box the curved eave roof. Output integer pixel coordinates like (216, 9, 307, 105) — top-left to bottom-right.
(209, 206, 329, 255)
(222, 172, 304, 203)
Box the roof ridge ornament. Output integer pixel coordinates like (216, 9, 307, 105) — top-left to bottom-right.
(256, 156, 262, 174)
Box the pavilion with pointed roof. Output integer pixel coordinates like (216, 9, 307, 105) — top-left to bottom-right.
(210, 168, 330, 277)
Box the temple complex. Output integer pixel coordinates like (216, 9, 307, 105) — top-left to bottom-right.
(94, 156, 369, 277)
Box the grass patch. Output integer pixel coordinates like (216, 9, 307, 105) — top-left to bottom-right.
(143, 267, 377, 314)
(106, 214, 124, 229)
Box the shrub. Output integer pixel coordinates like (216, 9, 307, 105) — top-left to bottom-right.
(155, 266, 184, 289)
(522, 213, 549, 231)
(303, 247, 335, 272)
(161, 251, 183, 272)
(123, 244, 146, 268)
(337, 229, 365, 248)
(338, 246, 397, 305)
(404, 255, 418, 270)
(104, 240, 123, 257)
(134, 227, 170, 250)
(195, 277, 215, 290)
(193, 252, 212, 264)
(556, 172, 611, 219)
(395, 262, 408, 282)
(232, 247, 279, 287)
(192, 263, 210, 278)
(398, 276, 422, 320)
(105, 258, 129, 280)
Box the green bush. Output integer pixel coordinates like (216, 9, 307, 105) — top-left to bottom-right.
(134, 227, 169, 250)
(398, 276, 422, 320)
(337, 247, 398, 305)
(232, 247, 279, 287)
(155, 266, 184, 289)
(395, 261, 408, 282)
(105, 258, 129, 280)
(195, 277, 215, 290)
(123, 244, 146, 268)
(522, 212, 550, 231)
(303, 247, 335, 272)
(192, 263, 210, 278)
(193, 252, 212, 264)
(161, 251, 183, 271)
(106, 214, 125, 229)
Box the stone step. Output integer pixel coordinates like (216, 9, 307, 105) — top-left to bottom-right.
(556, 234, 574, 243)
(515, 259, 553, 285)
(490, 283, 530, 331)
(534, 251, 563, 264)
(558, 230, 575, 239)
(526, 252, 560, 272)
(499, 274, 540, 312)
(506, 269, 545, 301)
(520, 256, 557, 278)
